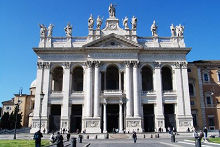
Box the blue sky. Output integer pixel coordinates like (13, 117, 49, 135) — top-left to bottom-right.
(0, 0, 220, 106)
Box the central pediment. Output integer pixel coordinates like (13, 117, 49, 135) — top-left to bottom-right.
(83, 33, 142, 48)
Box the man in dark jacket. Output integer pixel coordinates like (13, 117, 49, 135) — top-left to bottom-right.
(55, 132, 64, 147)
(132, 131, 137, 143)
(34, 130, 43, 147)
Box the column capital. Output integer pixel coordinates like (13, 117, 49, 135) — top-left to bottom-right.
(174, 62, 181, 69)
(153, 62, 161, 69)
(64, 62, 71, 69)
(132, 61, 140, 68)
(85, 61, 93, 68)
(37, 62, 43, 69)
(125, 61, 131, 68)
(181, 62, 187, 69)
(94, 61, 101, 68)
(37, 62, 50, 69)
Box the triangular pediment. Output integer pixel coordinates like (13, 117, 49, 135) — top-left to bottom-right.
(83, 33, 142, 48)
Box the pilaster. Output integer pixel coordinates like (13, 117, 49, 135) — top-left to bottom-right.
(61, 62, 71, 131)
(153, 62, 165, 131)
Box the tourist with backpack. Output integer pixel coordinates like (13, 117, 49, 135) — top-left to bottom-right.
(33, 130, 43, 147)
(55, 132, 64, 147)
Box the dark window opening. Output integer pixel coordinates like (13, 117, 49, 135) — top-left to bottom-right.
(142, 66, 153, 91)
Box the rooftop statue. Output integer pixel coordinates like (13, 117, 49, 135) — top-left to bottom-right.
(64, 23, 72, 37)
(151, 20, 158, 37)
(109, 3, 116, 18)
(176, 24, 184, 37)
(96, 16, 102, 29)
(170, 24, 175, 37)
(47, 24, 54, 37)
(122, 16, 129, 29)
(131, 16, 137, 30)
(88, 14, 94, 29)
(39, 24, 47, 37)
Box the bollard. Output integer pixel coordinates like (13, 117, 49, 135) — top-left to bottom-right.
(144, 134, 145, 138)
(195, 137, 201, 147)
(79, 135, 83, 143)
(87, 135, 89, 139)
(151, 134, 153, 138)
(71, 138, 77, 147)
(157, 133, 159, 138)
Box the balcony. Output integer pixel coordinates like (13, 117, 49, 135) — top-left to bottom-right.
(101, 90, 124, 97)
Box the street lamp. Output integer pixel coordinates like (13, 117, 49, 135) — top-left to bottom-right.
(39, 92, 44, 131)
(13, 88, 22, 140)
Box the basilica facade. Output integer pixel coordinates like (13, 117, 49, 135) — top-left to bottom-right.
(30, 5, 193, 133)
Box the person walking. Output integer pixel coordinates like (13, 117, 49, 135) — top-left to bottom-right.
(55, 132, 64, 147)
(132, 131, 137, 143)
(50, 132, 55, 144)
(33, 130, 43, 147)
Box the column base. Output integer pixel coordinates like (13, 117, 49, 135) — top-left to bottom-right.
(82, 117, 101, 133)
(176, 115, 193, 132)
(155, 115, 165, 132)
(30, 117, 48, 133)
(126, 117, 143, 133)
(61, 118, 70, 132)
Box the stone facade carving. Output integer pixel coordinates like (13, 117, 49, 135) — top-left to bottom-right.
(44, 62, 50, 69)
(153, 62, 161, 69)
(86, 120, 99, 128)
(108, 3, 116, 17)
(64, 23, 72, 37)
(132, 61, 140, 68)
(47, 24, 54, 37)
(88, 14, 94, 29)
(85, 61, 93, 68)
(39, 24, 47, 37)
(131, 16, 137, 30)
(127, 121, 140, 127)
(96, 16, 102, 29)
(64, 62, 70, 69)
(151, 20, 158, 37)
(122, 16, 129, 29)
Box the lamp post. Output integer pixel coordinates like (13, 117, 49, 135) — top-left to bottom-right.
(39, 92, 44, 131)
(13, 88, 22, 140)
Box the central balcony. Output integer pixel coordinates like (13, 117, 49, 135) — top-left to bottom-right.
(101, 90, 124, 98)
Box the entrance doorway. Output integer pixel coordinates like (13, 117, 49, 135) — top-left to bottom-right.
(143, 104, 154, 132)
(107, 104, 119, 132)
(70, 105, 82, 133)
(49, 105, 61, 132)
(164, 104, 176, 131)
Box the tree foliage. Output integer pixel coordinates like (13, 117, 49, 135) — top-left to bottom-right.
(0, 106, 22, 130)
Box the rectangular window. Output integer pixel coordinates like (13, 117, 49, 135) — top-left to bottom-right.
(203, 73, 209, 82)
(208, 117, 215, 126)
(206, 96, 212, 105)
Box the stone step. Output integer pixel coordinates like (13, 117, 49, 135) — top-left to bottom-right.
(108, 134, 130, 139)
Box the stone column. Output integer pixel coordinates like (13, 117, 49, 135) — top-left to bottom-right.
(61, 62, 71, 131)
(85, 61, 93, 117)
(41, 62, 50, 132)
(94, 61, 100, 117)
(153, 62, 165, 131)
(133, 61, 140, 117)
(119, 71, 122, 91)
(119, 101, 123, 133)
(125, 61, 132, 117)
(103, 102, 107, 133)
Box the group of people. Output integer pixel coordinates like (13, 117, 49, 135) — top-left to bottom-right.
(33, 130, 71, 147)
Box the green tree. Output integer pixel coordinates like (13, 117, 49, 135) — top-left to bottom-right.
(0, 112, 10, 129)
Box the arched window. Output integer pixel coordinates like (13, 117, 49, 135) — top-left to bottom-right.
(72, 67, 83, 91)
(161, 66, 173, 91)
(52, 66, 63, 92)
(141, 66, 153, 91)
(106, 65, 119, 90)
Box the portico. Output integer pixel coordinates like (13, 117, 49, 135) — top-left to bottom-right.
(31, 4, 193, 133)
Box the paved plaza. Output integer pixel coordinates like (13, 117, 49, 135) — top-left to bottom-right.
(0, 133, 220, 147)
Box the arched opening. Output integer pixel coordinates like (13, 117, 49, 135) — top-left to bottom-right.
(52, 66, 63, 92)
(106, 65, 119, 90)
(161, 66, 173, 91)
(141, 66, 153, 91)
(72, 67, 83, 91)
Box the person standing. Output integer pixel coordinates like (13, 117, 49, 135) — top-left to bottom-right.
(50, 132, 55, 144)
(132, 131, 137, 143)
(55, 132, 64, 147)
(33, 130, 43, 147)
(66, 131, 70, 141)
(203, 127, 208, 140)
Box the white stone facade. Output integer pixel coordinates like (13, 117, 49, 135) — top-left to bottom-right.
(30, 5, 193, 133)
